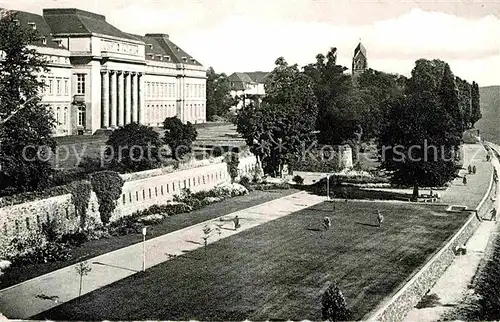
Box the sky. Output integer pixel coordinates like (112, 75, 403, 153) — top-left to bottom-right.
(4, 0, 500, 86)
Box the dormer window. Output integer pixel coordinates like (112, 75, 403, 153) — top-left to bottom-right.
(13, 19, 19, 26)
(28, 22, 36, 30)
(54, 39, 63, 47)
(176, 47, 180, 51)
(182, 57, 187, 62)
(190, 58, 196, 63)
(156, 55, 162, 60)
(148, 53, 154, 59)
(164, 55, 170, 61)
(42, 37, 47, 45)
(148, 44, 153, 49)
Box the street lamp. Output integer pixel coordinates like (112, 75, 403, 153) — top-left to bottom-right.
(326, 173, 331, 200)
(142, 227, 147, 272)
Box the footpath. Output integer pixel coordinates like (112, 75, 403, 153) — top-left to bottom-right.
(0, 191, 325, 319)
(404, 143, 499, 321)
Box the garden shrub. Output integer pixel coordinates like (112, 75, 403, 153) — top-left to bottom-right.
(239, 176, 252, 190)
(224, 152, 240, 183)
(69, 180, 92, 229)
(78, 156, 105, 173)
(90, 171, 124, 225)
(253, 182, 290, 191)
(0, 232, 72, 266)
(213, 182, 248, 197)
(322, 282, 351, 321)
(41, 218, 61, 242)
(292, 175, 304, 185)
(137, 214, 164, 225)
(163, 116, 198, 161)
(0, 260, 11, 277)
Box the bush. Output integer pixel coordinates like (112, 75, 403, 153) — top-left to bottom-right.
(106, 123, 165, 173)
(137, 214, 165, 225)
(163, 117, 198, 161)
(90, 171, 124, 225)
(239, 176, 252, 190)
(253, 182, 290, 191)
(292, 175, 304, 185)
(0, 260, 12, 277)
(224, 152, 240, 183)
(0, 232, 72, 266)
(213, 182, 248, 197)
(69, 180, 92, 229)
(322, 283, 351, 321)
(78, 156, 105, 173)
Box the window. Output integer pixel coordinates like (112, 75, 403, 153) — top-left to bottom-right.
(148, 44, 153, 49)
(42, 37, 47, 45)
(28, 22, 36, 30)
(64, 79, 69, 95)
(56, 107, 60, 124)
(63, 107, 68, 125)
(56, 79, 61, 95)
(48, 79, 53, 95)
(78, 105, 85, 126)
(76, 74, 85, 94)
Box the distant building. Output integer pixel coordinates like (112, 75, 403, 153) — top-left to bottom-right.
(228, 71, 269, 109)
(352, 42, 367, 81)
(6, 8, 206, 136)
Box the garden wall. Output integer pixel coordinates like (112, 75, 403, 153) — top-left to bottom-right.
(0, 156, 257, 249)
(366, 158, 496, 321)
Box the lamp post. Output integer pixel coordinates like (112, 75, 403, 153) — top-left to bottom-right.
(142, 227, 147, 272)
(326, 173, 330, 200)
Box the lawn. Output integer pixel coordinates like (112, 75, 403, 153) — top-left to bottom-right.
(35, 201, 470, 321)
(0, 188, 297, 290)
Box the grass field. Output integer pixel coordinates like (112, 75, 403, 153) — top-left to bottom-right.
(36, 201, 469, 321)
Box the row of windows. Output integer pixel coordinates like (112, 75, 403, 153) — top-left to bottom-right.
(145, 103, 176, 124)
(146, 82, 175, 98)
(54, 105, 69, 127)
(186, 84, 205, 99)
(47, 56, 70, 65)
(41, 76, 70, 96)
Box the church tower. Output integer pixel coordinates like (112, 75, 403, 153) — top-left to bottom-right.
(352, 41, 367, 80)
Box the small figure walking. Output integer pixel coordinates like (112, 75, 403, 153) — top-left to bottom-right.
(473, 165, 477, 174)
(468, 165, 472, 174)
(377, 210, 384, 228)
(233, 215, 240, 230)
(323, 216, 331, 231)
(490, 207, 497, 221)
(463, 175, 467, 186)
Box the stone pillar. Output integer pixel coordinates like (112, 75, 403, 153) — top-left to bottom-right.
(132, 73, 139, 123)
(118, 71, 125, 126)
(101, 70, 109, 128)
(138, 73, 145, 124)
(110, 71, 117, 127)
(125, 72, 132, 124)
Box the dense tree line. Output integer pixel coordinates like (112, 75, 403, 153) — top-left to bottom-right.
(205, 67, 235, 121)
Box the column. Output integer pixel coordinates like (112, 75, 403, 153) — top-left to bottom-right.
(138, 73, 145, 124)
(125, 72, 132, 124)
(132, 73, 139, 123)
(110, 71, 117, 127)
(118, 71, 125, 126)
(101, 71, 110, 128)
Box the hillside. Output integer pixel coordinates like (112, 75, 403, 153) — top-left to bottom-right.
(476, 86, 500, 145)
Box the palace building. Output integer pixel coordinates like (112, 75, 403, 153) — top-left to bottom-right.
(9, 8, 206, 136)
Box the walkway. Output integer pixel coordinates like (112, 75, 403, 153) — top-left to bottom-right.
(0, 191, 325, 319)
(403, 143, 499, 321)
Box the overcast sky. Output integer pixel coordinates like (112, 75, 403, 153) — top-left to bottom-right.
(5, 0, 500, 86)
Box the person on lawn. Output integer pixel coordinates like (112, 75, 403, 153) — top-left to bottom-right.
(468, 165, 472, 174)
(233, 215, 241, 230)
(491, 208, 497, 221)
(323, 216, 331, 231)
(473, 165, 477, 174)
(377, 210, 384, 228)
(463, 175, 467, 186)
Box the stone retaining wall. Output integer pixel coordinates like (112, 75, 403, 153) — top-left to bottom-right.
(366, 154, 496, 321)
(0, 156, 257, 249)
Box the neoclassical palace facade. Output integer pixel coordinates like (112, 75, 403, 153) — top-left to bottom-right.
(11, 8, 206, 136)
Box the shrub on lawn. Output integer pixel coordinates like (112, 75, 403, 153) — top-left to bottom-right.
(69, 180, 92, 229)
(292, 175, 304, 185)
(252, 182, 290, 191)
(213, 182, 248, 197)
(106, 123, 165, 173)
(163, 116, 198, 161)
(90, 171, 124, 225)
(137, 214, 165, 225)
(78, 156, 105, 173)
(322, 282, 351, 321)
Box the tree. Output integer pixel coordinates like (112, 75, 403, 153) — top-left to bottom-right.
(105, 123, 164, 172)
(380, 88, 458, 200)
(206, 67, 235, 120)
(236, 57, 318, 176)
(163, 116, 197, 161)
(90, 170, 124, 225)
(470, 81, 482, 126)
(75, 261, 92, 298)
(439, 63, 463, 135)
(322, 282, 351, 321)
(0, 11, 56, 195)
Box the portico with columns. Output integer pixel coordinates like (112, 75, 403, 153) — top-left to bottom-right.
(100, 69, 144, 128)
